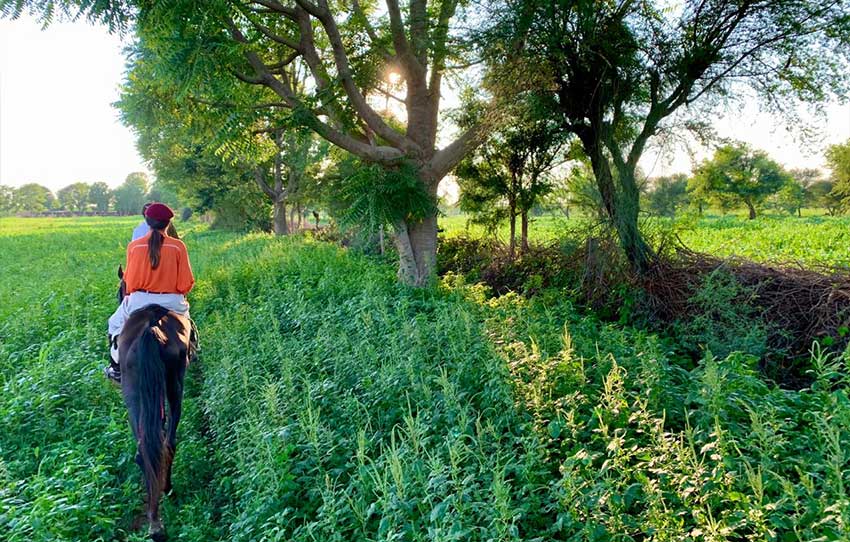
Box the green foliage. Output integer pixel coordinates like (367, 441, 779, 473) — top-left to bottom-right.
(2, 217, 850, 541)
(483, 0, 850, 267)
(208, 182, 271, 232)
(676, 215, 850, 267)
(56, 182, 91, 212)
(146, 179, 182, 210)
(769, 176, 807, 216)
(329, 159, 436, 234)
(0, 217, 240, 541)
(456, 97, 570, 243)
(88, 182, 112, 212)
(0, 185, 14, 215)
(827, 139, 850, 206)
(113, 172, 150, 215)
(11, 183, 55, 213)
(691, 142, 791, 219)
(567, 162, 605, 217)
(646, 174, 690, 218)
(481, 286, 850, 541)
(0, 0, 133, 32)
(673, 269, 770, 359)
(808, 180, 845, 216)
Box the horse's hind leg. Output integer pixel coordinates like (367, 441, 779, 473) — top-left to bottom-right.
(163, 362, 186, 495)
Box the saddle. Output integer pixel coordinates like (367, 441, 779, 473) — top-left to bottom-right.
(123, 305, 199, 362)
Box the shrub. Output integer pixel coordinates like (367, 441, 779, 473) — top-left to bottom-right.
(438, 234, 582, 296)
(672, 268, 769, 359)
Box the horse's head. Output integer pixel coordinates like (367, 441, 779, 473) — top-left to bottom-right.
(117, 265, 127, 305)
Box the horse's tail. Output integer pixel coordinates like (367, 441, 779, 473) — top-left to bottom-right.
(135, 325, 168, 500)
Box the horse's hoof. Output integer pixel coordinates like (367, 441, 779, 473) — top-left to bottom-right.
(150, 525, 167, 542)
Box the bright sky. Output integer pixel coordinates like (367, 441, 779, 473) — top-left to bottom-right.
(642, 97, 850, 178)
(0, 15, 148, 191)
(1, 15, 849, 194)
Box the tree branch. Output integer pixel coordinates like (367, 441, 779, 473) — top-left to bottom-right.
(248, 0, 298, 18)
(254, 167, 278, 199)
(429, 110, 500, 180)
(296, 0, 418, 153)
(227, 15, 405, 163)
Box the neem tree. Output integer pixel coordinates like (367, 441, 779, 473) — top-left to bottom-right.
(216, 0, 494, 284)
(2, 0, 494, 285)
(487, 0, 850, 271)
(118, 46, 327, 236)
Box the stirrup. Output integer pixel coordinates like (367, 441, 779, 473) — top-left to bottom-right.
(104, 362, 121, 384)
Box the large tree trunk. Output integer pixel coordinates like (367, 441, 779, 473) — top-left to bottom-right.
(746, 200, 756, 220)
(583, 135, 653, 273)
(520, 210, 529, 254)
(273, 198, 289, 235)
(393, 214, 438, 286)
(392, 169, 440, 286)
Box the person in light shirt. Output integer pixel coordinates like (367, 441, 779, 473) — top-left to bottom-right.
(132, 203, 152, 241)
(105, 203, 195, 382)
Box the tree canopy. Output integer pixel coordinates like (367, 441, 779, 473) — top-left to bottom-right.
(13, 183, 55, 213)
(691, 143, 789, 219)
(57, 182, 91, 212)
(8, 0, 504, 283)
(4, 0, 850, 280)
(826, 139, 850, 205)
(646, 174, 689, 219)
(484, 0, 850, 269)
(113, 172, 150, 215)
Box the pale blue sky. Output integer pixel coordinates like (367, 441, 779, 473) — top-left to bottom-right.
(1, 14, 849, 193)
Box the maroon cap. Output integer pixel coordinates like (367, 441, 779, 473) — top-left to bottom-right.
(144, 202, 174, 221)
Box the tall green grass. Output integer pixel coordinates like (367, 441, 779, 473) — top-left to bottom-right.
(474, 287, 850, 539)
(0, 217, 239, 541)
(2, 217, 849, 541)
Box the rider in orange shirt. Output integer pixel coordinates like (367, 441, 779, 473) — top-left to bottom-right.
(105, 203, 194, 382)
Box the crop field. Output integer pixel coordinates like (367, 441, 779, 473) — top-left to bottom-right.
(2, 216, 849, 541)
(440, 213, 850, 268)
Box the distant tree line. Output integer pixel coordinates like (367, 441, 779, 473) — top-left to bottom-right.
(643, 140, 850, 220)
(0, 172, 181, 216)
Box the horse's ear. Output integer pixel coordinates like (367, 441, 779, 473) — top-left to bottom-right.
(118, 265, 124, 279)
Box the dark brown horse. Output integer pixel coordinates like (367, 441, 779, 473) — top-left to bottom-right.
(117, 267, 190, 541)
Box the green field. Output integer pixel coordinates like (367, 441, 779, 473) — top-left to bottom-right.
(441, 213, 850, 268)
(2, 217, 849, 541)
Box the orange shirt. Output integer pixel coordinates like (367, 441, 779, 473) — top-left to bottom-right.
(124, 231, 195, 295)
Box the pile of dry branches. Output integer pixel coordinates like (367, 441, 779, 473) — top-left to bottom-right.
(641, 248, 850, 367)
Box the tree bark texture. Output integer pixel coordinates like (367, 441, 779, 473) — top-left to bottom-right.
(273, 198, 289, 235)
(393, 214, 438, 287)
(581, 133, 653, 273)
(508, 199, 517, 258)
